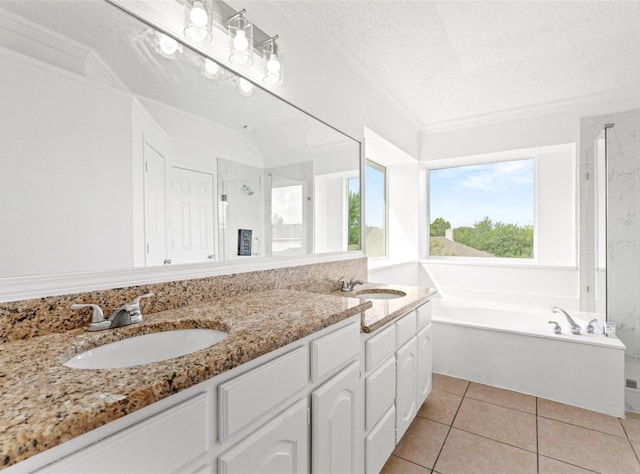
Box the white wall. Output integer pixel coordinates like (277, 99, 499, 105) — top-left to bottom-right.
(0, 50, 134, 277)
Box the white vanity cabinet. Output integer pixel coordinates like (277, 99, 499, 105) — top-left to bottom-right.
(15, 316, 362, 474)
(312, 361, 363, 474)
(218, 398, 309, 474)
(362, 301, 433, 473)
(35, 393, 212, 474)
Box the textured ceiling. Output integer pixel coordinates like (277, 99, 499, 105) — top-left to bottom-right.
(287, 0, 640, 127)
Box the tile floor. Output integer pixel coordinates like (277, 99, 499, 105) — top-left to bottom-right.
(381, 374, 640, 474)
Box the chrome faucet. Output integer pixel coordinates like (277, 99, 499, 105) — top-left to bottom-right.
(586, 318, 598, 334)
(71, 293, 154, 331)
(339, 277, 364, 292)
(552, 306, 581, 335)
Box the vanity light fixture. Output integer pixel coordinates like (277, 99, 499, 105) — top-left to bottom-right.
(261, 35, 282, 85)
(184, 0, 213, 43)
(202, 58, 223, 79)
(155, 32, 182, 58)
(238, 77, 255, 96)
(227, 9, 253, 66)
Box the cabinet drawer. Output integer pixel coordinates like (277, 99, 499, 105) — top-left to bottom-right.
(218, 346, 308, 441)
(417, 301, 432, 329)
(395, 311, 417, 347)
(365, 324, 396, 372)
(311, 320, 360, 381)
(365, 356, 395, 431)
(39, 393, 210, 474)
(365, 406, 396, 474)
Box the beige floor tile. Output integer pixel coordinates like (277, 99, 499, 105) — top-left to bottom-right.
(538, 398, 626, 437)
(432, 373, 469, 395)
(434, 428, 537, 474)
(417, 389, 463, 425)
(630, 438, 640, 457)
(452, 397, 537, 451)
(538, 417, 640, 473)
(393, 417, 448, 469)
(380, 455, 431, 474)
(623, 417, 640, 441)
(538, 455, 597, 473)
(627, 411, 640, 421)
(465, 382, 536, 414)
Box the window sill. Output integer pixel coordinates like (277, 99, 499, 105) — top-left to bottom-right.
(420, 258, 577, 271)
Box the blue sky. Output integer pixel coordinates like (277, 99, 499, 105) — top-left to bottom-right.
(365, 165, 385, 228)
(430, 159, 534, 228)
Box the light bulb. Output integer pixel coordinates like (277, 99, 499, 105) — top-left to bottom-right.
(204, 59, 220, 76)
(190, 1, 208, 27)
(239, 78, 253, 95)
(233, 30, 249, 52)
(158, 34, 178, 56)
(267, 54, 281, 74)
(188, 27, 208, 42)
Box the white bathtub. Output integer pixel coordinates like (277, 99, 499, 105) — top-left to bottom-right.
(432, 300, 626, 416)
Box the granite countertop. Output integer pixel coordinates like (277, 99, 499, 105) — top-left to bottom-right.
(0, 289, 370, 469)
(0, 284, 435, 469)
(341, 283, 438, 333)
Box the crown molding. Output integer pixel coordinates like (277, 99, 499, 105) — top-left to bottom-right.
(421, 85, 640, 135)
(0, 8, 128, 93)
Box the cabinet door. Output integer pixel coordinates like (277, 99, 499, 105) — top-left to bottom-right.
(396, 337, 418, 442)
(417, 323, 433, 407)
(312, 361, 363, 474)
(218, 399, 309, 474)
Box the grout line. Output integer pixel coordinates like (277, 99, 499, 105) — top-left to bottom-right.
(536, 397, 540, 474)
(450, 426, 538, 454)
(536, 414, 628, 439)
(539, 454, 600, 474)
(385, 454, 430, 472)
(430, 381, 470, 472)
(464, 394, 536, 415)
(620, 419, 640, 466)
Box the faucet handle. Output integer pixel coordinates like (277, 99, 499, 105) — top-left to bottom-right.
(71, 304, 110, 331)
(587, 318, 598, 334)
(128, 292, 154, 323)
(548, 320, 561, 334)
(132, 292, 154, 306)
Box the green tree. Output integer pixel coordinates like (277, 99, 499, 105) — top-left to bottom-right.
(453, 216, 533, 258)
(348, 190, 360, 250)
(430, 217, 451, 237)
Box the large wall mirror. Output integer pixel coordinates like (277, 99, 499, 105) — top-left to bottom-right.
(0, 0, 361, 281)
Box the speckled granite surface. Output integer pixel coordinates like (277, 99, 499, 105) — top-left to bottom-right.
(0, 289, 371, 469)
(344, 283, 438, 332)
(0, 258, 367, 343)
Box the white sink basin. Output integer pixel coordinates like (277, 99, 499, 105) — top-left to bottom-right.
(64, 329, 227, 369)
(355, 290, 406, 300)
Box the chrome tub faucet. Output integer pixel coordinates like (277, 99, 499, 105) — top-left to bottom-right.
(552, 306, 581, 335)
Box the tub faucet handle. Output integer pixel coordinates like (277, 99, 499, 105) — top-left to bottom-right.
(587, 319, 598, 334)
(548, 320, 561, 334)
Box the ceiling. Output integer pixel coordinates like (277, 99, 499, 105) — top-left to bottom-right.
(285, 0, 640, 128)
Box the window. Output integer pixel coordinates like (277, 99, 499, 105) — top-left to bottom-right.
(366, 160, 387, 258)
(429, 159, 534, 259)
(347, 177, 361, 251)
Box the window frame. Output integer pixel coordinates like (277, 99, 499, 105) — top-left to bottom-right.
(365, 159, 388, 259)
(422, 143, 577, 267)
